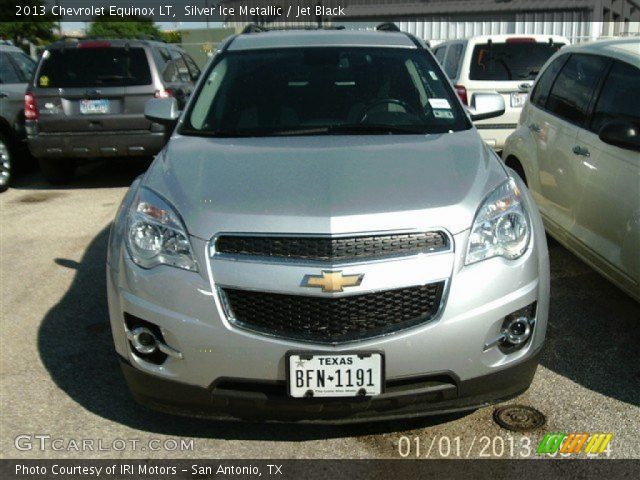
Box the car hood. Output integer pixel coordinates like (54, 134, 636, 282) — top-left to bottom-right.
(143, 129, 507, 239)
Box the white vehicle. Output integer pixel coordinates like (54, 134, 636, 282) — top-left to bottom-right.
(433, 34, 569, 150)
(503, 38, 640, 301)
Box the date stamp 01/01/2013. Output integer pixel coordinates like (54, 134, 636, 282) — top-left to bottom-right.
(396, 433, 614, 458)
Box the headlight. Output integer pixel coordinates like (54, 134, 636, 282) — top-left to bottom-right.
(125, 188, 197, 271)
(465, 178, 530, 265)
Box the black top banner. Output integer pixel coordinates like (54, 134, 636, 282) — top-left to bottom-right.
(2, 0, 353, 22)
(2, 0, 592, 23)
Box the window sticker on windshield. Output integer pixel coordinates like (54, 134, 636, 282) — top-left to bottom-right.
(429, 70, 439, 80)
(434, 110, 454, 119)
(39, 76, 49, 87)
(429, 98, 451, 109)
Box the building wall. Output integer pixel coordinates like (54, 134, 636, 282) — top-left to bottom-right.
(395, 13, 593, 44)
(342, 0, 640, 42)
(222, 0, 640, 43)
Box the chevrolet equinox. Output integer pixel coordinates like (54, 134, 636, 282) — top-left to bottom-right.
(107, 26, 550, 422)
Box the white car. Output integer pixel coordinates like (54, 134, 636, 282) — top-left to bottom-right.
(503, 38, 640, 301)
(433, 34, 569, 150)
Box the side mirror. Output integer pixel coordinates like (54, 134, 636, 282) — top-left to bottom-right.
(144, 97, 180, 126)
(466, 92, 506, 121)
(598, 120, 640, 152)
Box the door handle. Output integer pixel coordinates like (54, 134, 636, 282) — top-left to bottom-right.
(0, 92, 8, 99)
(529, 123, 541, 133)
(572, 145, 590, 157)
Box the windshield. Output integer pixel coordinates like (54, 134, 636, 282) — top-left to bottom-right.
(183, 47, 469, 136)
(470, 42, 565, 81)
(37, 47, 151, 88)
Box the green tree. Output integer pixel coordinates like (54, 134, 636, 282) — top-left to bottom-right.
(159, 30, 182, 44)
(87, 16, 161, 39)
(0, 0, 57, 45)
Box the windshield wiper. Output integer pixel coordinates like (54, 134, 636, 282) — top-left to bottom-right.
(326, 123, 427, 135)
(199, 124, 428, 138)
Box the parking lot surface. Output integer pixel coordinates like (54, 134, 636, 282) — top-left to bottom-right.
(1, 159, 639, 459)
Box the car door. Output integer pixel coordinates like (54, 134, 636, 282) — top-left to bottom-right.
(0, 50, 31, 131)
(572, 59, 640, 285)
(525, 53, 609, 234)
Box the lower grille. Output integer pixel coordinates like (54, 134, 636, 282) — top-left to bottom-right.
(221, 282, 445, 344)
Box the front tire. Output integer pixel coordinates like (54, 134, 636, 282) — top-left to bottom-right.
(0, 133, 12, 192)
(38, 157, 76, 184)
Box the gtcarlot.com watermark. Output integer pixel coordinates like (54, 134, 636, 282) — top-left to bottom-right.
(14, 434, 195, 452)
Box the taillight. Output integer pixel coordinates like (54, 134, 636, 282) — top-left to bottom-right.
(454, 85, 468, 106)
(25, 93, 38, 121)
(155, 88, 175, 99)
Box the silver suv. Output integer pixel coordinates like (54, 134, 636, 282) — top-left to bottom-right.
(107, 26, 550, 422)
(25, 38, 200, 184)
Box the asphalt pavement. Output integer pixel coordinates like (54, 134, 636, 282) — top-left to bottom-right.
(1, 159, 639, 459)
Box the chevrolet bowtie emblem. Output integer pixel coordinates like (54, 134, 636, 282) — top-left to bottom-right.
(302, 271, 364, 293)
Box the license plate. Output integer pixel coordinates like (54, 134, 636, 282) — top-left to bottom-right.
(287, 352, 383, 398)
(510, 92, 528, 108)
(80, 99, 110, 114)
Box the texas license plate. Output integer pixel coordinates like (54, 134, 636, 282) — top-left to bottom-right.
(80, 99, 110, 114)
(287, 352, 383, 398)
(510, 92, 528, 108)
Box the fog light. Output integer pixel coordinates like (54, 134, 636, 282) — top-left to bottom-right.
(502, 316, 531, 345)
(124, 313, 184, 362)
(483, 303, 536, 352)
(129, 327, 158, 355)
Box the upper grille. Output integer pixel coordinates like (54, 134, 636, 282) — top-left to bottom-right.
(215, 232, 448, 262)
(221, 282, 445, 344)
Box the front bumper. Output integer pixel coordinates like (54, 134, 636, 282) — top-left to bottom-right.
(119, 349, 541, 423)
(107, 174, 549, 422)
(27, 130, 165, 159)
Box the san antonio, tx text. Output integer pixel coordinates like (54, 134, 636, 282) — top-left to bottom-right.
(16, 464, 284, 476)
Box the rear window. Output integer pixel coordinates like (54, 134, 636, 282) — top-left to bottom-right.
(36, 47, 151, 88)
(469, 41, 565, 81)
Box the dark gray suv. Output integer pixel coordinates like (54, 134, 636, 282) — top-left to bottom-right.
(26, 38, 200, 183)
(0, 43, 36, 191)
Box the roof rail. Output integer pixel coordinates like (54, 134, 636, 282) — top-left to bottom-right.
(241, 23, 346, 34)
(56, 35, 167, 43)
(376, 23, 400, 32)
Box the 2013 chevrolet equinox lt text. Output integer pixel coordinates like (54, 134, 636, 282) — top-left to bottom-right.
(107, 27, 550, 422)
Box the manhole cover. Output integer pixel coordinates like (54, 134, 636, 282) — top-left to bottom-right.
(493, 405, 546, 431)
